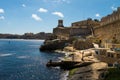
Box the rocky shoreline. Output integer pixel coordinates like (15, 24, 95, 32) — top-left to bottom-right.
(50, 49, 108, 80)
(39, 39, 111, 80)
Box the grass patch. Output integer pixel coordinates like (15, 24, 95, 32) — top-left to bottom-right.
(69, 68, 78, 77)
(104, 67, 120, 80)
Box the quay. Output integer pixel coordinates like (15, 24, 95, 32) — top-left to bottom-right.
(46, 60, 93, 70)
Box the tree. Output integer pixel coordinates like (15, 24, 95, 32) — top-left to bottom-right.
(94, 19, 99, 22)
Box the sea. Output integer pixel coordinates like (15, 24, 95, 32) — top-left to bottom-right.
(0, 39, 68, 80)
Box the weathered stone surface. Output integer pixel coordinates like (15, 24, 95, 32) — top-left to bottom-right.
(90, 62, 108, 70)
(94, 7, 120, 43)
(83, 56, 100, 62)
(68, 62, 108, 80)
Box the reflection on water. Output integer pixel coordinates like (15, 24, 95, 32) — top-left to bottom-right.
(0, 53, 15, 57)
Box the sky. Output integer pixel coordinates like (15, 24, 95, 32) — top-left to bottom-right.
(0, 0, 120, 34)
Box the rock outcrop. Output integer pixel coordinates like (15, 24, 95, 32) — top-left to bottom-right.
(40, 40, 67, 51)
(73, 39, 94, 50)
(68, 62, 108, 80)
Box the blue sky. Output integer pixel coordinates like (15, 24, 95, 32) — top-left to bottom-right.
(0, 0, 120, 34)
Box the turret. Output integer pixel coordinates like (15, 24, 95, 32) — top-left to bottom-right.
(117, 7, 120, 11)
(57, 20, 64, 27)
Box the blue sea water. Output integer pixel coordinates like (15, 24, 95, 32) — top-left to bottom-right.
(0, 39, 65, 80)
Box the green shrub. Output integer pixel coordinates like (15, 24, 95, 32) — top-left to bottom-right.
(104, 68, 120, 80)
(69, 68, 78, 77)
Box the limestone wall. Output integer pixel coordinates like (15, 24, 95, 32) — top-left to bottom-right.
(94, 7, 120, 43)
(53, 27, 71, 39)
(72, 19, 100, 28)
(70, 28, 91, 36)
(53, 19, 100, 39)
(94, 20, 120, 42)
(101, 7, 120, 26)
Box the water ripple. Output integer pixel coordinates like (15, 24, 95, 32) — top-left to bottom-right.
(0, 53, 15, 57)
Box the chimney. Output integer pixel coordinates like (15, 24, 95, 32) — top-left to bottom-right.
(57, 20, 64, 27)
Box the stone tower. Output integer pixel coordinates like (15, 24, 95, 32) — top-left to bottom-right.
(118, 7, 120, 11)
(57, 20, 64, 27)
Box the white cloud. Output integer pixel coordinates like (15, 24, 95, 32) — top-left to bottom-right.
(32, 14, 42, 21)
(38, 8, 48, 13)
(111, 6, 117, 11)
(0, 8, 4, 14)
(22, 4, 26, 7)
(0, 16, 5, 20)
(52, 12, 64, 18)
(95, 13, 100, 17)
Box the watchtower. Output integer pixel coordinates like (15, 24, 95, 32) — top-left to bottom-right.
(57, 20, 64, 27)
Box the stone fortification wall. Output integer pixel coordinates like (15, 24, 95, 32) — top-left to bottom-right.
(100, 7, 120, 26)
(72, 19, 100, 28)
(53, 19, 100, 39)
(69, 27, 91, 36)
(94, 7, 120, 42)
(53, 27, 70, 39)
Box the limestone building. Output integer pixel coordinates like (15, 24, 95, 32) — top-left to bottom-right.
(53, 20, 70, 39)
(53, 19, 100, 40)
